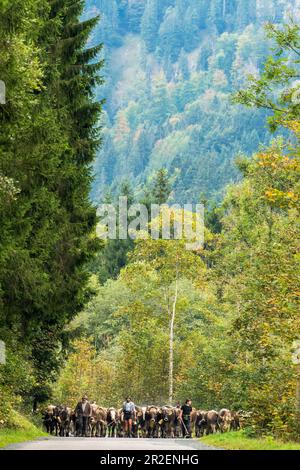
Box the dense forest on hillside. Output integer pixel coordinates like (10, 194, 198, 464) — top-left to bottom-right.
(87, 0, 300, 203)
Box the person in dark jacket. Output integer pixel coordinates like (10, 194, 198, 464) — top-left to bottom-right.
(75, 395, 92, 437)
(180, 399, 192, 437)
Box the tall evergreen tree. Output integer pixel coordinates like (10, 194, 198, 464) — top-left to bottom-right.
(151, 168, 172, 205)
(178, 48, 190, 80)
(0, 0, 104, 405)
(141, 0, 160, 53)
(30, 0, 104, 400)
(95, 181, 135, 284)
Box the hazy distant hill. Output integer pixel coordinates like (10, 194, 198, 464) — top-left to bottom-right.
(86, 0, 299, 203)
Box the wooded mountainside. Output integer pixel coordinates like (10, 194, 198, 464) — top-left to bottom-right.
(87, 0, 300, 203)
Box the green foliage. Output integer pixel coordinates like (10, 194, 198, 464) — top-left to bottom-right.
(0, 0, 103, 411)
(92, 170, 172, 283)
(0, 411, 47, 447)
(233, 21, 300, 131)
(149, 168, 172, 205)
(215, 129, 300, 437)
(90, 0, 296, 203)
(58, 236, 214, 405)
(57, 17, 300, 440)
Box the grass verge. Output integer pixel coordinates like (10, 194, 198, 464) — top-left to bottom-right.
(0, 410, 47, 448)
(201, 431, 300, 450)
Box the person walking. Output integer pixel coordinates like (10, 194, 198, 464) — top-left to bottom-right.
(123, 397, 136, 437)
(180, 399, 193, 438)
(75, 395, 92, 437)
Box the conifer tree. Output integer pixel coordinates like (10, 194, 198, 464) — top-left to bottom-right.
(95, 182, 135, 283)
(141, 0, 160, 53)
(30, 0, 103, 399)
(0, 0, 104, 405)
(151, 169, 171, 205)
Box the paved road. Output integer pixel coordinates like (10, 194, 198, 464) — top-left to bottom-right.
(5, 437, 219, 451)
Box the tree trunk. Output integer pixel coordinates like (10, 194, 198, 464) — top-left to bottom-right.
(32, 396, 38, 413)
(169, 276, 178, 406)
(223, 0, 226, 17)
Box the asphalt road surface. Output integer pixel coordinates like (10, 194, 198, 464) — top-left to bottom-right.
(5, 437, 219, 451)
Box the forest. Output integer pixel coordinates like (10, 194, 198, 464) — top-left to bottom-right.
(0, 0, 300, 445)
(88, 0, 300, 203)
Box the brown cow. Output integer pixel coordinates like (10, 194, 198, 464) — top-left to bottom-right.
(58, 406, 72, 437)
(158, 406, 176, 438)
(43, 405, 58, 435)
(190, 408, 199, 437)
(98, 406, 108, 437)
(146, 406, 159, 438)
(136, 406, 147, 438)
(173, 407, 183, 438)
(117, 408, 125, 437)
(205, 410, 219, 434)
(194, 410, 207, 437)
(218, 409, 232, 433)
(90, 404, 107, 437)
(232, 410, 252, 430)
(230, 411, 241, 431)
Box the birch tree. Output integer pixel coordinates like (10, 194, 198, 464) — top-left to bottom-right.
(129, 233, 206, 404)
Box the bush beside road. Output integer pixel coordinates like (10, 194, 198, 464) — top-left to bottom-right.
(0, 411, 47, 449)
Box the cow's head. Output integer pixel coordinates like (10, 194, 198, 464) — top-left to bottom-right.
(109, 408, 116, 421)
(147, 406, 158, 427)
(137, 407, 146, 422)
(161, 407, 173, 422)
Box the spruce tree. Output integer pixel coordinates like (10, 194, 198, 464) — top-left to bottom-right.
(178, 49, 190, 80)
(96, 182, 135, 283)
(0, 0, 104, 405)
(30, 0, 104, 400)
(141, 0, 160, 53)
(151, 169, 171, 205)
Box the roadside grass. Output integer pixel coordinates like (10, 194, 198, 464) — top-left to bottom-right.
(201, 431, 300, 450)
(0, 410, 47, 448)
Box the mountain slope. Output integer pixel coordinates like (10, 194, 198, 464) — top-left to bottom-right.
(86, 0, 300, 203)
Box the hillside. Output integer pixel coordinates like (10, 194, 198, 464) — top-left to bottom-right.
(86, 0, 300, 203)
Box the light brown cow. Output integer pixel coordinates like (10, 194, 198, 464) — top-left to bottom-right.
(146, 406, 160, 438)
(90, 404, 107, 437)
(43, 405, 58, 435)
(218, 409, 232, 433)
(190, 408, 198, 436)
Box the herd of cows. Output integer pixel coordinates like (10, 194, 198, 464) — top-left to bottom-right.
(43, 404, 249, 439)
